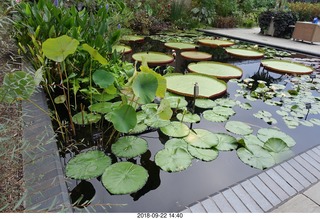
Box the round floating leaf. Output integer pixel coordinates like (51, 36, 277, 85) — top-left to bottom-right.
(257, 128, 296, 147)
(66, 151, 111, 180)
(238, 102, 252, 110)
(215, 98, 237, 108)
(89, 102, 113, 114)
(165, 73, 227, 98)
(92, 69, 114, 89)
(160, 121, 190, 137)
(225, 48, 264, 59)
(132, 52, 174, 65)
(155, 148, 193, 172)
(109, 104, 137, 133)
(198, 39, 234, 48)
(72, 111, 101, 125)
(270, 148, 294, 163)
(183, 129, 218, 149)
(212, 106, 235, 117)
(261, 59, 313, 75)
(144, 116, 171, 128)
(242, 134, 264, 147)
(225, 121, 253, 135)
(181, 51, 212, 61)
(54, 95, 66, 104)
(177, 112, 201, 123)
(122, 35, 144, 42)
(203, 110, 228, 122)
(132, 72, 158, 104)
(112, 45, 132, 54)
(195, 99, 217, 108)
(215, 133, 238, 151)
(188, 145, 219, 161)
(263, 138, 288, 153)
(42, 35, 79, 62)
(237, 146, 275, 170)
(164, 42, 197, 50)
(129, 123, 148, 134)
(164, 96, 188, 109)
(188, 61, 243, 79)
(111, 136, 148, 159)
(165, 138, 189, 150)
(102, 162, 148, 195)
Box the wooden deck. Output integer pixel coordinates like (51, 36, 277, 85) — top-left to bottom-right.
(180, 145, 320, 213)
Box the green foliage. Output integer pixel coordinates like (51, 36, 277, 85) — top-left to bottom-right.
(191, 0, 216, 25)
(289, 2, 320, 21)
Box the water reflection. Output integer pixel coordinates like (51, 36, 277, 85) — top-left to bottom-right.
(70, 180, 96, 208)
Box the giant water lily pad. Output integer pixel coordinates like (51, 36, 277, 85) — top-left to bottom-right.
(121, 35, 144, 42)
(198, 39, 234, 48)
(183, 129, 218, 149)
(257, 128, 296, 147)
(111, 136, 148, 159)
(188, 61, 243, 80)
(102, 162, 148, 194)
(66, 151, 111, 180)
(132, 52, 174, 65)
(225, 48, 264, 59)
(165, 73, 227, 98)
(112, 45, 132, 54)
(155, 147, 193, 172)
(160, 121, 190, 137)
(164, 42, 197, 50)
(261, 59, 313, 75)
(181, 51, 212, 61)
(187, 145, 219, 161)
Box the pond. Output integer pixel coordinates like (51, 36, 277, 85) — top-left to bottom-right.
(61, 34, 320, 212)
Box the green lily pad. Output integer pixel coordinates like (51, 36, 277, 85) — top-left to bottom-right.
(164, 42, 197, 50)
(198, 39, 234, 48)
(129, 123, 148, 134)
(203, 110, 228, 122)
(215, 133, 238, 151)
(237, 146, 275, 170)
(183, 129, 218, 149)
(72, 111, 101, 125)
(102, 162, 148, 194)
(261, 59, 313, 75)
(108, 104, 137, 133)
(257, 128, 296, 147)
(176, 112, 201, 123)
(212, 106, 236, 117)
(263, 138, 288, 153)
(165, 73, 227, 98)
(188, 61, 243, 80)
(225, 121, 253, 135)
(195, 99, 217, 108)
(187, 145, 219, 161)
(155, 147, 193, 172)
(165, 138, 189, 150)
(121, 35, 144, 42)
(160, 121, 190, 137)
(225, 48, 264, 59)
(215, 98, 237, 108)
(132, 52, 174, 65)
(112, 45, 132, 54)
(111, 136, 148, 159)
(89, 102, 113, 114)
(92, 69, 115, 89)
(181, 51, 212, 61)
(164, 96, 188, 109)
(66, 151, 111, 180)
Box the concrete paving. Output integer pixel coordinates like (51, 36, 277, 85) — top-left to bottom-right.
(180, 27, 320, 213)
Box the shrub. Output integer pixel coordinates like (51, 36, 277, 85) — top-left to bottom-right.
(289, 2, 320, 21)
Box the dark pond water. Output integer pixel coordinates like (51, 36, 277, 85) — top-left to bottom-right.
(61, 36, 320, 212)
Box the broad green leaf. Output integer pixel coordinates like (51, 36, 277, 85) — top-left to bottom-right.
(140, 65, 167, 98)
(160, 121, 190, 137)
(225, 48, 264, 59)
(82, 43, 108, 65)
(164, 96, 188, 109)
(261, 59, 313, 75)
(215, 98, 237, 108)
(155, 148, 193, 172)
(164, 138, 189, 150)
(237, 146, 275, 170)
(144, 116, 171, 128)
(176, 112, 200, 123)
(203, 110, 228, 122)
(263, 138, 288, 153)
(183, 129, 218, 149)
(157, 99, 173, 120)
(195, 99, 217, 109)
(132, 72, 158, 104)
(212, 106, 235, 117)
(257, 128, 296, 147)
(66, 151, 111, 180)
(89, 102, 113, 114)
(225, 121, 253, 135)
(92, 69, 114, 89)
(111, 136, 148, 159)
(109, 104, 137, 133)
(188, 145, 219, 161)
(215, 133, 238, 151)
(129, 123, 148, 134)
(242, 134, 264, 147)
(42, 35, 79, 62)
(72, 111, 101, 125)
(102, 162, 148, 194)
